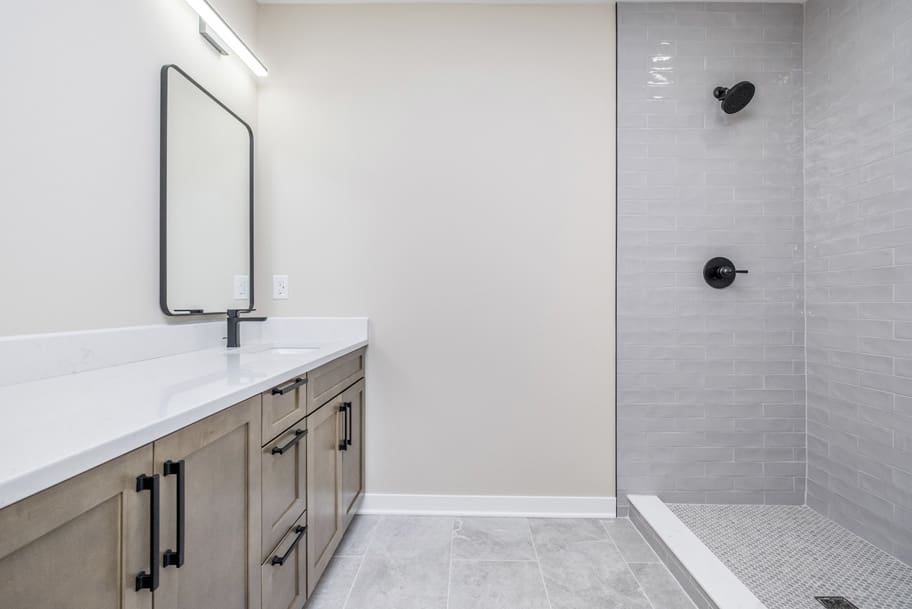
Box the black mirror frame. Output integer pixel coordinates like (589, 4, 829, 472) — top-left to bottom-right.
(159, 64, 255, 317)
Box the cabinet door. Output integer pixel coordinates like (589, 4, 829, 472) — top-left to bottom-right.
(154, 397, 262, 609)
(0, 446, 154, 609)
(305, 397, 343, 597)
(340, 379, 365, 527)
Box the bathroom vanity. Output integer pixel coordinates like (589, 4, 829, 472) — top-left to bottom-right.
(0, 336, 367, 609)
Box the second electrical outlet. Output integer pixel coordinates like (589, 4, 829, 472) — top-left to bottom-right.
(272, 275, 289, 299)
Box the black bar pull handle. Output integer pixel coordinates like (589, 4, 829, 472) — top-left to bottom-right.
(135, 474, 160, 591)
(338, 404, 349, 451)
(270, 525, 307, 566)
(162, 460, 185, 568)
(271, 429, 307, 455)
(272, 377, 307, 396)
(344, 402, 353, 446)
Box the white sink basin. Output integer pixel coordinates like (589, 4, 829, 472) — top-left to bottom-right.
(267, 347, 320, 355)
(222, 345, 320, 356)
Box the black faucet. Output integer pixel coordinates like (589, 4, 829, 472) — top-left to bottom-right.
(226, 309, 267, 348)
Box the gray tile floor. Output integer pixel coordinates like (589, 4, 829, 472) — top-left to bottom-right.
(305, 515, 696, 609)
(669, 503, 912, 609)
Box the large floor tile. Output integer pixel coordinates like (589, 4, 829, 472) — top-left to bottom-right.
(629, 563, 696, 609)
(369, 516, 455, 557)
(335, 515, 382, 557)
(601, 518, 660, 564)
(453, 517, 536, 561)
(448, 560, 549, 609)
(537, 539, 653, 609)
(344, 551, 449, 609)
(528, 518, 611, 553)
(304, 556, 361, 609)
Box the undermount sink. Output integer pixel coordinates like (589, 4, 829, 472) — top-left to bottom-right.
(222, 345, 320, 355)
(267, 347, 320, 355)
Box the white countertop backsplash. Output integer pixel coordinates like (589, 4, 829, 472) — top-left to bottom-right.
(0, 317, 369, 509)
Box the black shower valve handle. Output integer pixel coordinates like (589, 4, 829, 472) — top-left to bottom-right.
(718, 265, 748, 278)
(704, 257, 748, 289)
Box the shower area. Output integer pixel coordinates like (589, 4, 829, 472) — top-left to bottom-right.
(616, 1, 912, 607)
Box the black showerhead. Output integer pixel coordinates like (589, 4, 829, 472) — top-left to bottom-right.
(713, 81, 755, 114)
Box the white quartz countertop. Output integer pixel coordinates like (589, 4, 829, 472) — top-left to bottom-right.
(0, 321, 368, 510)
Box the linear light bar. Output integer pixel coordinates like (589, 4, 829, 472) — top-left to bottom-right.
(184, 0, 268, 77)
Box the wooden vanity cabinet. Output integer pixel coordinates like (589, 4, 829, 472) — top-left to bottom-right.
(340, 378, 366, 528)
(261, 512, 308, 609)
(153, 396, 262, 609)
(262, 376, 308, 445)
(0, 348, 365, 609)
(305, 394, 345, 597)
(0, 446, 154, 609)
(261, 422, 308, 563)
(306, 349, 365, 415)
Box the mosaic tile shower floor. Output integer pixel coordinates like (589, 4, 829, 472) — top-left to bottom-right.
(668, 504, 912, 609)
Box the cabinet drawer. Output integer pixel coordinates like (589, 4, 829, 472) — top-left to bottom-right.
(262, 421, 308, 562)
(306, 348, 365, 414)
(262, 512, 308, 609)
(262, 376, 308, 445)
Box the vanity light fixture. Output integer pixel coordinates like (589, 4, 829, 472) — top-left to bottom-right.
(184, 0, 268, 77)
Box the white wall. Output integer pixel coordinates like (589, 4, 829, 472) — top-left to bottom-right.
(0, 0, 259, 336)
(257, 5, 617, 501)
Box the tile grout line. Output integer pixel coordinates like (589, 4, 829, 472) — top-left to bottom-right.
(450, 558, 541, 563)
(622, 516, 697, 608)
(445, 517, 458, 609)
(339, 516, 382, 609)
(528, 518, 556, 609)
(601, 519, 660, 609)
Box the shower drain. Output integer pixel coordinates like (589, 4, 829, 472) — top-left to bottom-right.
(815, 597, 859, 609)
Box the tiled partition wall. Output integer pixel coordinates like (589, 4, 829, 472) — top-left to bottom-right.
(616, 2, 805, 512)
(804, 0, 912, 564)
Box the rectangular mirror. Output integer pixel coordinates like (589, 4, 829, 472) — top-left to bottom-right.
(160, 64, 253, 316)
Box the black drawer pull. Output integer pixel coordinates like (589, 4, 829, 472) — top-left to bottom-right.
(270, 525, 307, 566)
(162, 460, 185, 568)
(344, 402, 353, 446)
(272, 377, 307, 396)
(135, 474, 160, 591)
(271, 429, 307, 455)
(338, 404, 349, 451)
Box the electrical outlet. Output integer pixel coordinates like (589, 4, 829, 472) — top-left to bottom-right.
(273, 275, 289, 300)
(233, 275, 249, 300)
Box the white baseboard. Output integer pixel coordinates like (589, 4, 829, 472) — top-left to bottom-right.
(359, 493, 616, 518)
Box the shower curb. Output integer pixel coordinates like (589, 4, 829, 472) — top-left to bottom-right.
(628, 495, 768, 609)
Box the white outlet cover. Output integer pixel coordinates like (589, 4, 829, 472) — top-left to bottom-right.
(233, 275, 249, 300)
(273, 275, 289, 300)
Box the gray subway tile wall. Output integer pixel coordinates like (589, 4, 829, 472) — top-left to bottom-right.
(616, 2, 805, 512)
(804, 0, 912, 565)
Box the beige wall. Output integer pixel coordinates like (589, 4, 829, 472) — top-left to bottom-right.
(257, 5, 617, 498)
(0, 0, 259, 336)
